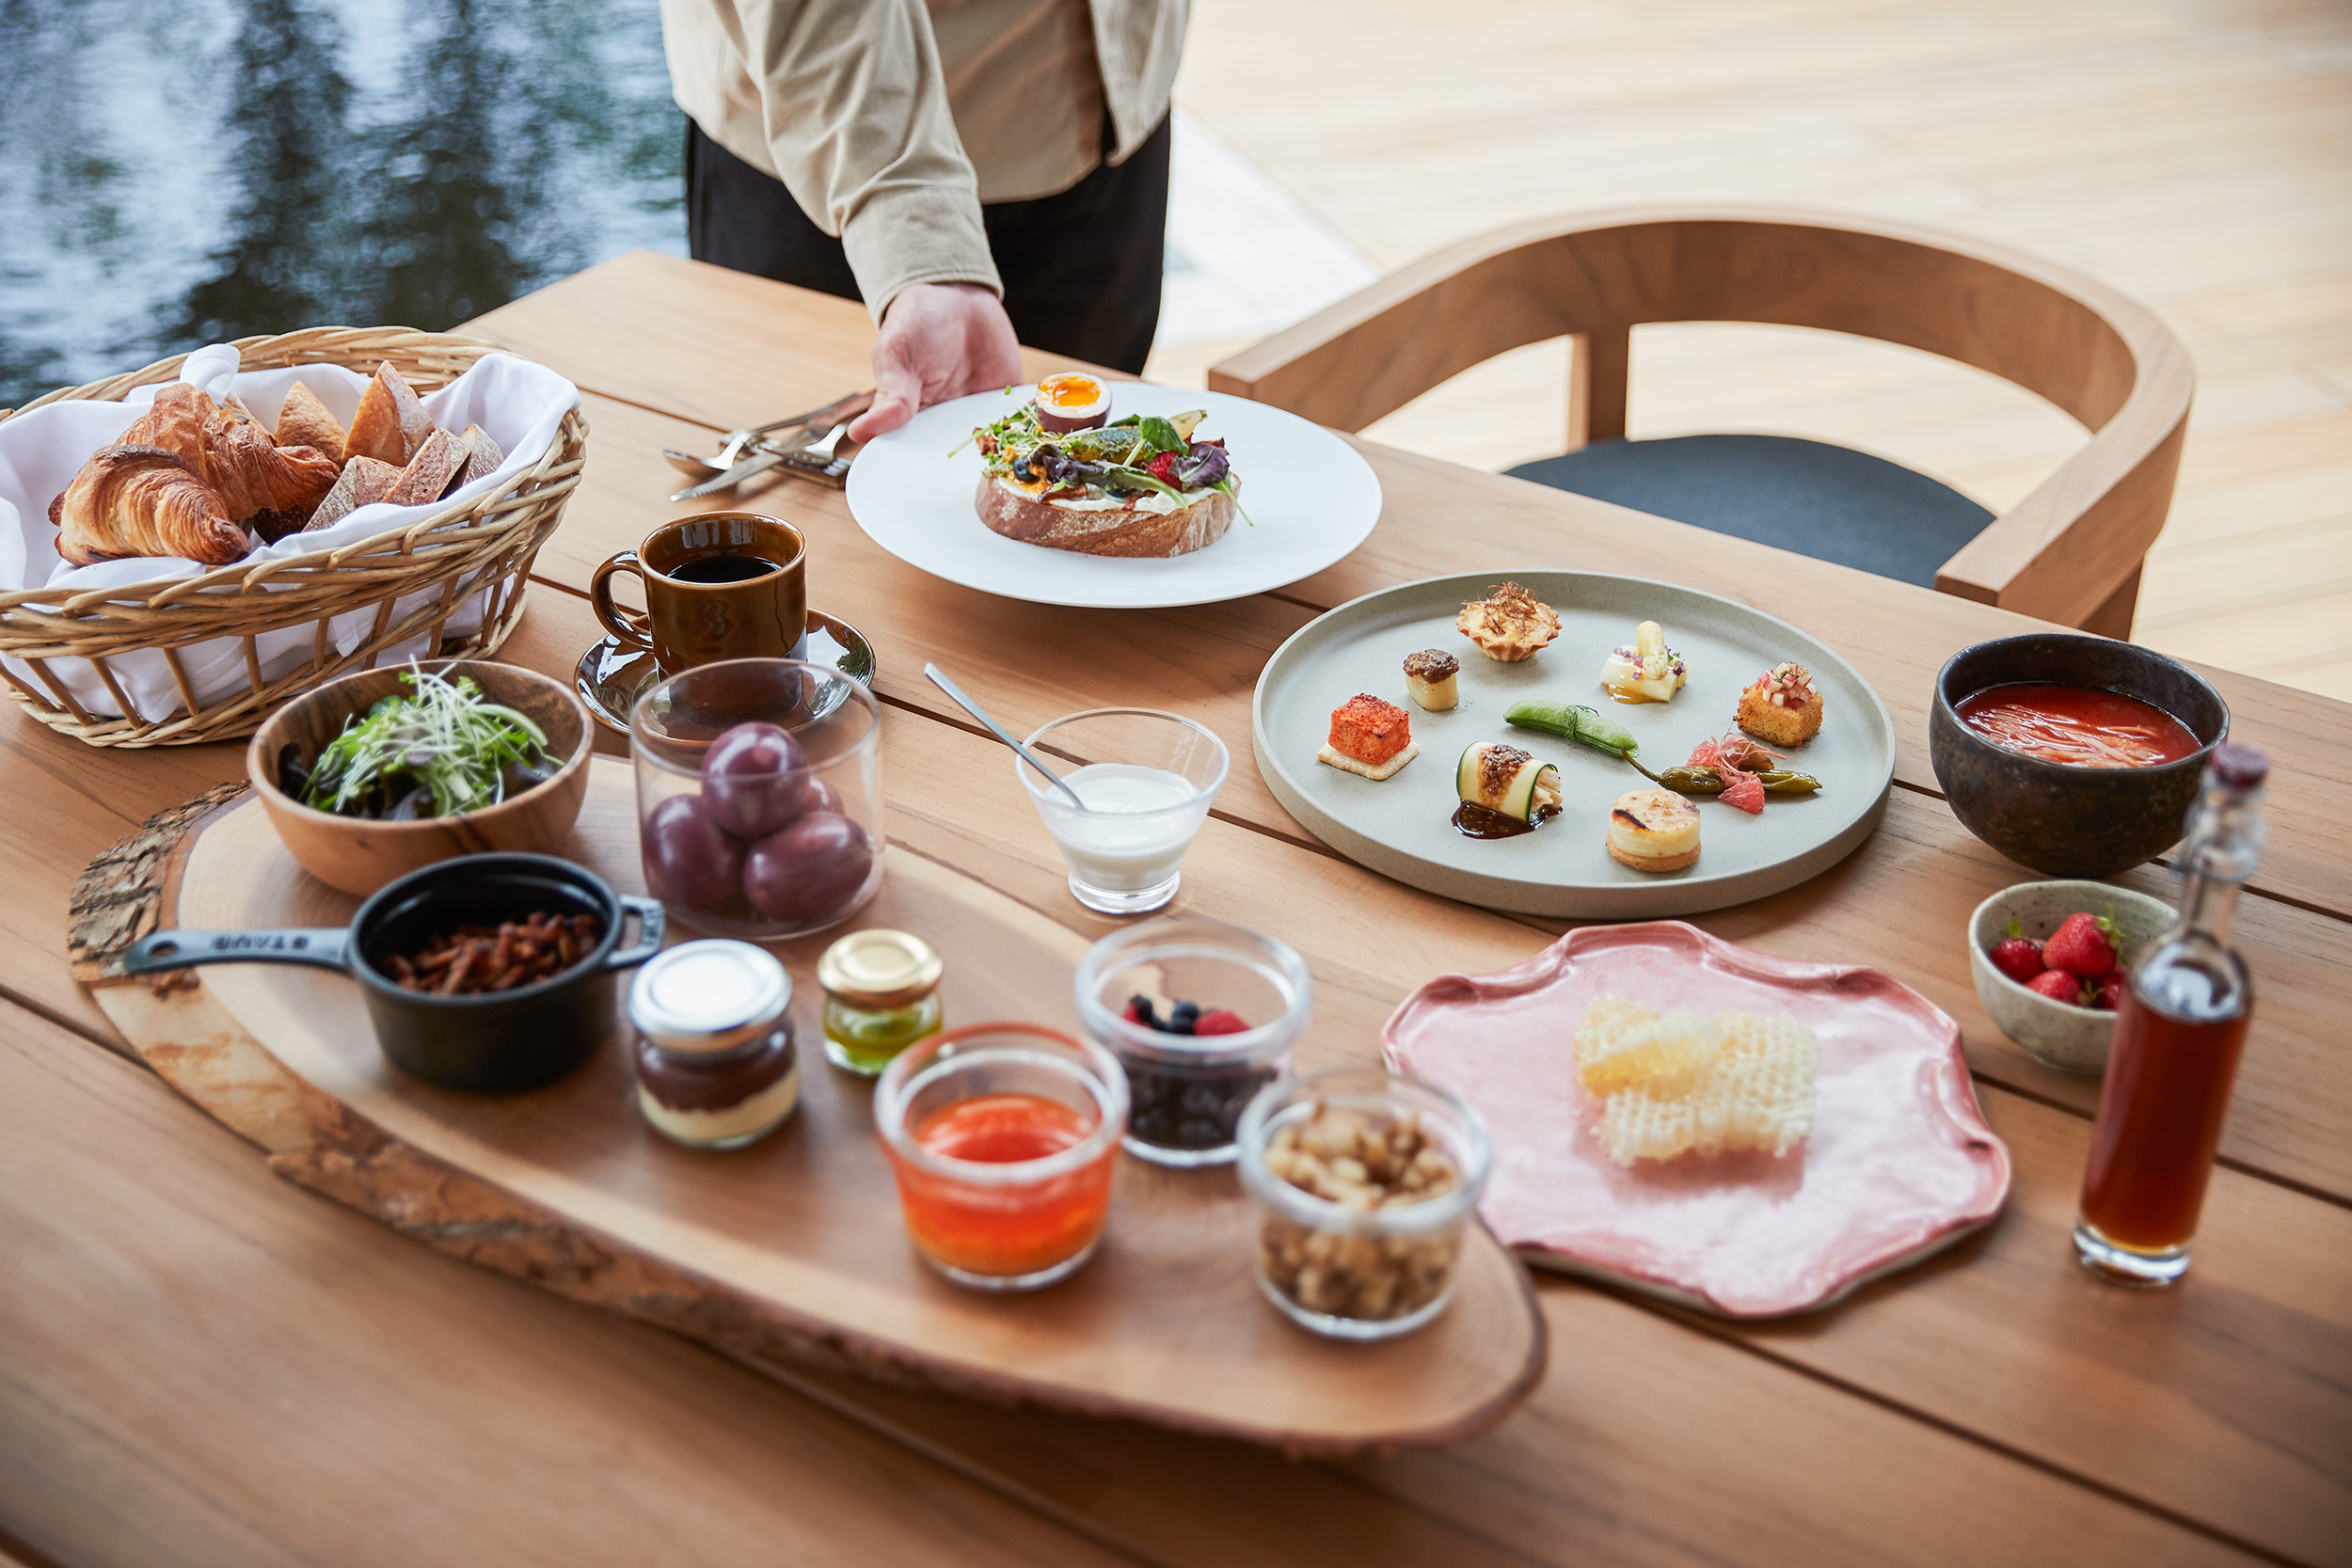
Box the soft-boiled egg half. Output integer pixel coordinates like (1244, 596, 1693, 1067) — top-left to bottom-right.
(1033, 372, 1110, 433)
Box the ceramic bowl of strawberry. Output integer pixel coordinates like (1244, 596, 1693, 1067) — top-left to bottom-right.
(1967, 879, 2177, 1073)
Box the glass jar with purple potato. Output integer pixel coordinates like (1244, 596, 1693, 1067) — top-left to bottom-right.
(630, 657, 882, 939)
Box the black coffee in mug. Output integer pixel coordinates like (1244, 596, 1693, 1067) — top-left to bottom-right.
(666, 553, 785, 585)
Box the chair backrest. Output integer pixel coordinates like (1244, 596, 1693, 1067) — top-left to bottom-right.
(1207, 208, 2193, 636)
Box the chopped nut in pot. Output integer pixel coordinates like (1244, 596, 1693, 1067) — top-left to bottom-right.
(1256, 1103, 1466, 1322)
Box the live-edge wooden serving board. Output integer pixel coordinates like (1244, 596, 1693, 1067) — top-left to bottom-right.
(69, 759, 1545, 1453)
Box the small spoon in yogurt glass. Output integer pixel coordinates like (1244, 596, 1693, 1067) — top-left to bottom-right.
(923, 663, 1093, 813)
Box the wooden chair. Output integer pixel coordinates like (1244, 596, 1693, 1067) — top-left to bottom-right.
(1206, 208, 2193, 638)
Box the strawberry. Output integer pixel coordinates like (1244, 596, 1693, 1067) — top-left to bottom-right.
(1147, 451, 1183, 484)
(1988, 919, 2045, 986)
(2044, 910, 2122, 979)
(2026, 968, 2090, 1006)
(1193, 1008, 1249, 1036)
(2092, 972, 2128, 1010)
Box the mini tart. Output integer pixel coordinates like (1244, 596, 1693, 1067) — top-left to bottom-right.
(1607, 788, 1701, 873)
(1456, 581, 1562, 662)
(1403, 648, 1460, 710)
(1737, 662, 1824, 747)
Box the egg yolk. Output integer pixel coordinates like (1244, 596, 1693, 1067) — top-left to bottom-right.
(1038, 374, 1102, 409)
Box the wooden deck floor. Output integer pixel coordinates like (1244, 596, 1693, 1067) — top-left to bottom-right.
(1150, 0, 2352, 698)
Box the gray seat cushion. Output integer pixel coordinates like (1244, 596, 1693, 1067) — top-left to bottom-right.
(1507, 434, 1994, 588)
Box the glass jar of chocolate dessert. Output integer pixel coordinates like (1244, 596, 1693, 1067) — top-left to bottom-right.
(628, 940, 800, 1149)
(818, 928, 945, 1075)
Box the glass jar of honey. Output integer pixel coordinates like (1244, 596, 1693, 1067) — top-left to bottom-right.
(818, 928, 945, 1075)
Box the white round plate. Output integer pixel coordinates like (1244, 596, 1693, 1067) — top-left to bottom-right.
(1253, 571, 1897, 919)
(844, 384, 1382, 608)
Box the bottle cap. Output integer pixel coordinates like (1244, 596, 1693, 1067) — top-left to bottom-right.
(818, 928, 943, 1009)
(2207, 742, 2268, 791)
(628, 940, 791, 1055)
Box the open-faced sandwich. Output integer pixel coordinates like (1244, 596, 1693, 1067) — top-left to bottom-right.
(962, 374, 1245, 558)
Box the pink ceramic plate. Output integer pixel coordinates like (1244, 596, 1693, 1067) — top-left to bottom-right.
(1383, 922, 2011, 1317)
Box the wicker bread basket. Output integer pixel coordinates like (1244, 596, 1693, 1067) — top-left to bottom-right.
(0, 325, 586, 748)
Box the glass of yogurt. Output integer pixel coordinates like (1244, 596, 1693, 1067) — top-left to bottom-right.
(1017, 708, 1230, 914)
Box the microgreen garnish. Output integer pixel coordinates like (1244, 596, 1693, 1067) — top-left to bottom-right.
(302, 665, 553, 818)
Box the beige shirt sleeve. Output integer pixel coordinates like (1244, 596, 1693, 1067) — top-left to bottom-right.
(672, 0, 1002, 319)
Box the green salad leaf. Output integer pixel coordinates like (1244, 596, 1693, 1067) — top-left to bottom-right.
(303, 666, 552, 818)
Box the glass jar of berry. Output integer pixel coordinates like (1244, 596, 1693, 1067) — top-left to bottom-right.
(1073, 916, 1311, 1167)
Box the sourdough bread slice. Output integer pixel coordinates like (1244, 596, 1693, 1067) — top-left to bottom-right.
(974, 473, 1234, 558)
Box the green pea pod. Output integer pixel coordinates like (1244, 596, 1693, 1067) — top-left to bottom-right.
(1503, 699, 1639, 758)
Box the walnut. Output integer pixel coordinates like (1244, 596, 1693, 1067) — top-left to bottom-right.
(1257, 1103, 1465, 1323)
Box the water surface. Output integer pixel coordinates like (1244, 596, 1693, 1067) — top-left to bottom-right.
(0, 0, 683, 407)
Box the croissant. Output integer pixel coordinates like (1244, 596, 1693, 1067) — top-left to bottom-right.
(119, 384, 339, 520)
(53, 446, 250, 566)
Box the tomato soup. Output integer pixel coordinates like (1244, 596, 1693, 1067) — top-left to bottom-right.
(1955, 683, 2200, 768)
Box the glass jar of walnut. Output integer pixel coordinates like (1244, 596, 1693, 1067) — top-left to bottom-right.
(1235, 1067, 1491, 1340)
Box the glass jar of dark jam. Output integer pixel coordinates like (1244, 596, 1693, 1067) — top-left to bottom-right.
(628, 940, 799, 1149)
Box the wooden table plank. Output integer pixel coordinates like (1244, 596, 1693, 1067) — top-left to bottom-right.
(510, 461, 2352, 1206)
(468, 250, 2352, 921)
(0, 1008, 1141, 1568)
(754, 1299, 2276, 1568)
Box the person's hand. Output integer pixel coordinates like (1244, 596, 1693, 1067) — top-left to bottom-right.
(846, 282, 1023, 443)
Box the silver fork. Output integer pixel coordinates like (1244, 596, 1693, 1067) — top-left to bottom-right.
(668, 396, 869, 500)
(662, 389, 873, 478)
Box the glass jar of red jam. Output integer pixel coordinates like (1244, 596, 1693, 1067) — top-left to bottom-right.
(628, 940, 800, 1150)
(873, 1023, 1128, 1291)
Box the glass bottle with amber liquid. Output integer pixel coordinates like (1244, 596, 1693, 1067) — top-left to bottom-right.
(2075, 743, 2268, 1286)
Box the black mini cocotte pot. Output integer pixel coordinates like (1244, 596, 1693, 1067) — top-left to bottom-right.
(124, 852, 664, 1092)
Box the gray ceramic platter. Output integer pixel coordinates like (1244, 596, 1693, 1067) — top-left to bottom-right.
(1253, 571, 1896, 919)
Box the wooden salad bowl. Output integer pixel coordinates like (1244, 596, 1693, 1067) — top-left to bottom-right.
(248, 659, 594, 896)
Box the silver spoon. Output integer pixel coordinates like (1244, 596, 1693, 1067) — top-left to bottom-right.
(923, 663, 1092, 813)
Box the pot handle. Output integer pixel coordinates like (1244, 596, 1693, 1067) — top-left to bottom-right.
(600, 896, 667, 972)
(124, 927, 350, 975)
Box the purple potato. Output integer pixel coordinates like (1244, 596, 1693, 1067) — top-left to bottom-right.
(642, 792, 745, 913)
(701, 721, 809, 839)
(741, 811, 873, 925)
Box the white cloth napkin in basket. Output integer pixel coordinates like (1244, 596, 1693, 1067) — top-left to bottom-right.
(0, 344, 581, 722)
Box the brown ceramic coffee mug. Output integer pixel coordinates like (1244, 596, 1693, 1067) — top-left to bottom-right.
(590, 513, 807, 673)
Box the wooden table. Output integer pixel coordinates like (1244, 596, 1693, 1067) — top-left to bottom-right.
(4, 250, 2346, 1568)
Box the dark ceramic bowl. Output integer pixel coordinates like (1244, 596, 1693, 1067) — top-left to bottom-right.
(124, 853, 664, 1093)
(1930, 635, 2228, 878)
